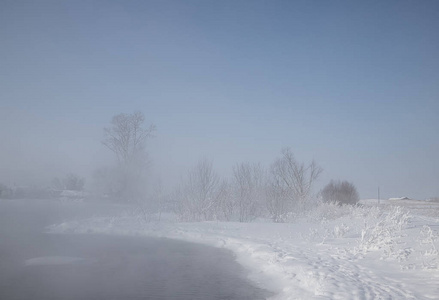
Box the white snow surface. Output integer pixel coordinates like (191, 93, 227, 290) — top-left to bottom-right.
(48, 201, 439, 300)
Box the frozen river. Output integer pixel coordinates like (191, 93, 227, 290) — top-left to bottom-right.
(0, 199, 271, 299)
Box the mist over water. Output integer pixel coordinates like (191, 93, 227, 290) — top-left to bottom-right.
(0, 200, 272, 300)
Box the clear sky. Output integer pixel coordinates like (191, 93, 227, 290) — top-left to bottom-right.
(1, 0, 438, 199)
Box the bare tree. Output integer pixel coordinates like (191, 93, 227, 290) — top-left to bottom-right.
(101, 112, 155, 201)
(233, 162, 266, 222)
(321, 180, 359, 205)
(268, 148, 322, 216)
(103, 111, 155, 167)
(177, 159, 221, 221)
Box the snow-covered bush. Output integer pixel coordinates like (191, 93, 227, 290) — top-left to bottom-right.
(304, 200, 381, 223)
(419, 225, 438, 255)
(418, 225, 438, 269)
(306, 201, 354, 222)
(333, 223, 350, 238)
(356, 206, 411, 257)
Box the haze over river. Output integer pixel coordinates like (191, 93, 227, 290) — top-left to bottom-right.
(0, 199, 271, 299)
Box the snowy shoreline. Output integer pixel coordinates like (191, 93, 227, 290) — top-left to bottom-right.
(48, 201, 439, 300)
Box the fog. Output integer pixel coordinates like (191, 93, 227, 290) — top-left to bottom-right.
(1, 106, 437, 200)
(1, 1, 439, 299)
(0, 200, 271, 299)
(1, 1, 439, 200)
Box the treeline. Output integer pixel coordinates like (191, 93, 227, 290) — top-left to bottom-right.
(91, 112, 362, 222)
(172, 148, 322, 222)
(1, 111, 361, 222)
(0, 173, 86, 200)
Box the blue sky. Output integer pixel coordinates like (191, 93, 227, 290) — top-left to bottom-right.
(1, 0, 438, 199)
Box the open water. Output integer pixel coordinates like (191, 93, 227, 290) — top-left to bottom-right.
(0, 199, 272, 300)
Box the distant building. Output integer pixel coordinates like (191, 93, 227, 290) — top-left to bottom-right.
(388, 197, 410, 201)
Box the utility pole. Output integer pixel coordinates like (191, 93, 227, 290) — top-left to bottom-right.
(378, 186, 380, 205)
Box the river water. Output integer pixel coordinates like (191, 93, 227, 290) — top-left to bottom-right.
(0, 199, 272, 299)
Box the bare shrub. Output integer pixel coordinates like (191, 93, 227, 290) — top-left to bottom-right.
(321, 180, 359, 205)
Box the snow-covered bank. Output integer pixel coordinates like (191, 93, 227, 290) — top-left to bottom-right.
(48, 201, 439, 299)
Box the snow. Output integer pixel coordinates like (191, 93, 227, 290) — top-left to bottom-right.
(48, 200, 439, 300)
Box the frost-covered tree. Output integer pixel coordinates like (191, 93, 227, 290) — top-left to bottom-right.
(233, 162, 266, 222)
(267, 148, 322, 219)
(266, 177, 290, 222)
(177, 159, 221, 221)
(103, 111, 155, 167)
(321, 180, 359, 205)
(215, 179, 234, 221)
(101, 111, 155, 202)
